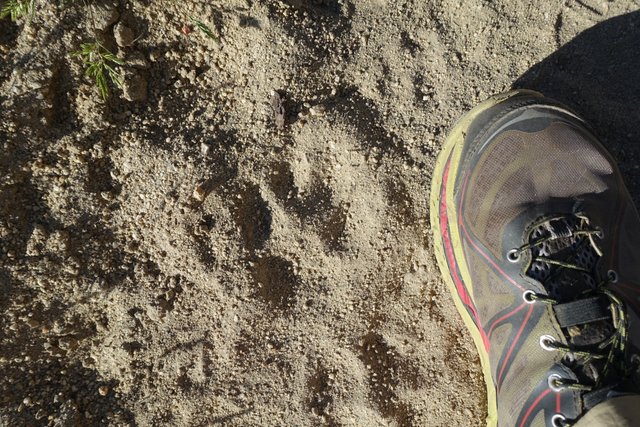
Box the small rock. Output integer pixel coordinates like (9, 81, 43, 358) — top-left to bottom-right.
(59, 337, 77, 351)
(146, 307, 160, 323)
(192, 182, 207, 202)
(149, 50, 162, 62)
(309, 104, 326, 116)
(114, 22, 135, 47)
(98, 386, 109, 396)
(200, 143, 210, 156)
(186, 69, 196, 84)
(100, 191, 114, 201)
(270, 91, 285, 129)
(93, 0, 119, 31)
(25, 224, 47, 256)
(122, 73, 147, 102)
(126, 50, 149, 69)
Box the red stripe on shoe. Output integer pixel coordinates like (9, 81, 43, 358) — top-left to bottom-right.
(488, 303, 527, 338)
(614, 282, 640, 293)
(458, 173, 524, 291)
(439, 155, 490, 351)
(498, 304, 534, 387)
(519, 388, 552, 427)
(556, 392, 561, 413)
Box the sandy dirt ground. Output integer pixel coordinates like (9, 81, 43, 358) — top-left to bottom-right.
(1, 0, 640, 426)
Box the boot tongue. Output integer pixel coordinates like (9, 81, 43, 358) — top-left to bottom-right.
(527, 216, 598, 302)
(556, 268, 610, 347)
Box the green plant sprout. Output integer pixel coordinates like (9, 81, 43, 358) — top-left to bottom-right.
(189, 16, 219, 43)
(0, 0, 35, 21)
(71, 42, 124, 100)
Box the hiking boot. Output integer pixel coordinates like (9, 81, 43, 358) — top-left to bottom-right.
(430, 90, 640, 426)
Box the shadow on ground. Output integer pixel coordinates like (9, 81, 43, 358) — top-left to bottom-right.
(514, 11, 640, 202)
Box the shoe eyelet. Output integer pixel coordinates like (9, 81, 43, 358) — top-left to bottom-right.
(522, 290, 537, 304)
(595, 229, 604, 239)
(551, 414, 567, 427)
(608, 270, 619, 283)
(539, 335, 557, 351)
(507, 249, 520, 263)
(548, 373, 565, 392)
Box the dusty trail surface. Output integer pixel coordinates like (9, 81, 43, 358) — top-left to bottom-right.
(1, 0, 637, 425)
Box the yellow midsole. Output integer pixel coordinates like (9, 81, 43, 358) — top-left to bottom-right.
(429, 89, 542, 427)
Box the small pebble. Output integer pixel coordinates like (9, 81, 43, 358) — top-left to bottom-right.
(309, 105, 326, 116)
(114, 22, 135, 47)
(93, 0, 119, 30)
(193, 183, 207, 202)
(122, 73, 148, 102)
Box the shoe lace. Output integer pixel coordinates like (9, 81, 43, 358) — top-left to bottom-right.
(529, 287, 628, 392)
(511, 214, 633, 396)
